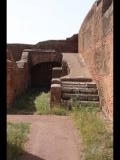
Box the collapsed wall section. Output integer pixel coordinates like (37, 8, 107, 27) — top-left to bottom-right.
(7, 34, 78, 62)
(78, 0, 113, 120)
(7, 48, 63, 107)
(7, 49, 29, 108)
(7, 60, 15, 107)
(34, 34, 78, 53)
(7, 44, 33, 61)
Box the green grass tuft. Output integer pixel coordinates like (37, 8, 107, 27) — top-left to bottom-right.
(35, 92, 50, 115)
(7, 89, 68, 116)
(50, 106, 68, 116)
(7, 90, 113, 160)
(71, 105, 113, 160)
(7, 122, 30, 160)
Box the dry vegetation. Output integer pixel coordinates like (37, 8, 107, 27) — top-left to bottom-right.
(7, 90, 113, 160)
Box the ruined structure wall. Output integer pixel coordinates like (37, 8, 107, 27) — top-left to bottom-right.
(7, 50, 29, 108)
(7, 60, 15, 107)
(14, 63, 29, 98)
(7, 44, 33, 61)
(30, 51, 62, 66)
(7, 34, 78, 62)
(78, 0, 113, 120)
(7, 49, 62, 107)
(30, 34, 78, 53)
(33, 34, 78, 53)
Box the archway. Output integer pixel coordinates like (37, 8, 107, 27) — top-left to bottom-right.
(31, 62, 61, 90)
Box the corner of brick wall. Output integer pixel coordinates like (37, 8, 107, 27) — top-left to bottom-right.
(7, 60, 15, 108)
(7, 50, 29, 108)
(78, 0, 113, 121)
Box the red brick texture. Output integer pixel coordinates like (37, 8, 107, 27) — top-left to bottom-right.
(7, 60, 15, 107)
(7, 44, 33, 61)
(78, 0, 113, 120)
(7, 50, 29, 108)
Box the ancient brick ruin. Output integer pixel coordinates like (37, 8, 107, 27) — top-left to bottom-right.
(79, 0, 113, 120)
(7, 0, 113, 121)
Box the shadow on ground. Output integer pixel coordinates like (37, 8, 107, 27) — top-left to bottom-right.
(7, 142, 45, 160)
(7, 88, 49, 115)
(19, 151, 46, 160)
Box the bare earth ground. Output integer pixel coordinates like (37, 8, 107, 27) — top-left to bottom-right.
(7, 115, 83, 160)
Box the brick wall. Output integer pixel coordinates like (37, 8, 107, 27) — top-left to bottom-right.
(7, 44, 33, 61)
(7, 49, 29, 108)
(30, 34, 78, 53)
(7, 60, 15, 107)
(7, 49, 62, 107)
(78, 0, 113, 120)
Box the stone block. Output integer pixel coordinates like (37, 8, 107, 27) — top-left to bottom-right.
(51, 78, 61, 84)
(52, 67, 62, 78)
(50, 84, 61, 107)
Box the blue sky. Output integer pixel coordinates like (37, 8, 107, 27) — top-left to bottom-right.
(7, 0, 96, 44)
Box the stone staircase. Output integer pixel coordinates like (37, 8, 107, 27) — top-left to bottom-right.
(61, 77, 99, 108)
(50, 53, 100, 108)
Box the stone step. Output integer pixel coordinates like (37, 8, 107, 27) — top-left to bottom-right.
(61, 100, 99, 107)
(62, 84, 97, 89)
(61, 77, 92, 82)
(61, 81, 95, 85)
(51, 78, 61, 84)
(62, 87, 98, 94)
(61, 82, 97, 88)
(62, 93, 99, 101)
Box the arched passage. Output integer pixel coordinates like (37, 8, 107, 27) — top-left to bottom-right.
(31, 62, 61, 90)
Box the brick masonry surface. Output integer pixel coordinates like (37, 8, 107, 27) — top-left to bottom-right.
(78, 0, 113, 120)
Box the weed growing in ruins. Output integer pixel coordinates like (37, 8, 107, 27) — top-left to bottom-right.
(7, 122, 30, 160)
(35, 92, 50, 114)
(32, 92, 68, 115)
(50, 106, 68, 116)
(7, 89, 68, 115)
(71, 105, 113, 160)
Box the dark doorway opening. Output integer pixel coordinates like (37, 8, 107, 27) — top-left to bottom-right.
(31, 62, 61, 91)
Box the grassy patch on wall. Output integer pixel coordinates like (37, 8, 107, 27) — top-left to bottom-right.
(7, 122, 30, 160)
(71, 105, 113, 160)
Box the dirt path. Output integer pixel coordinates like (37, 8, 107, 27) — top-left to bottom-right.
(62, 53, 91, 78)
(7, 115, 83, 160)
